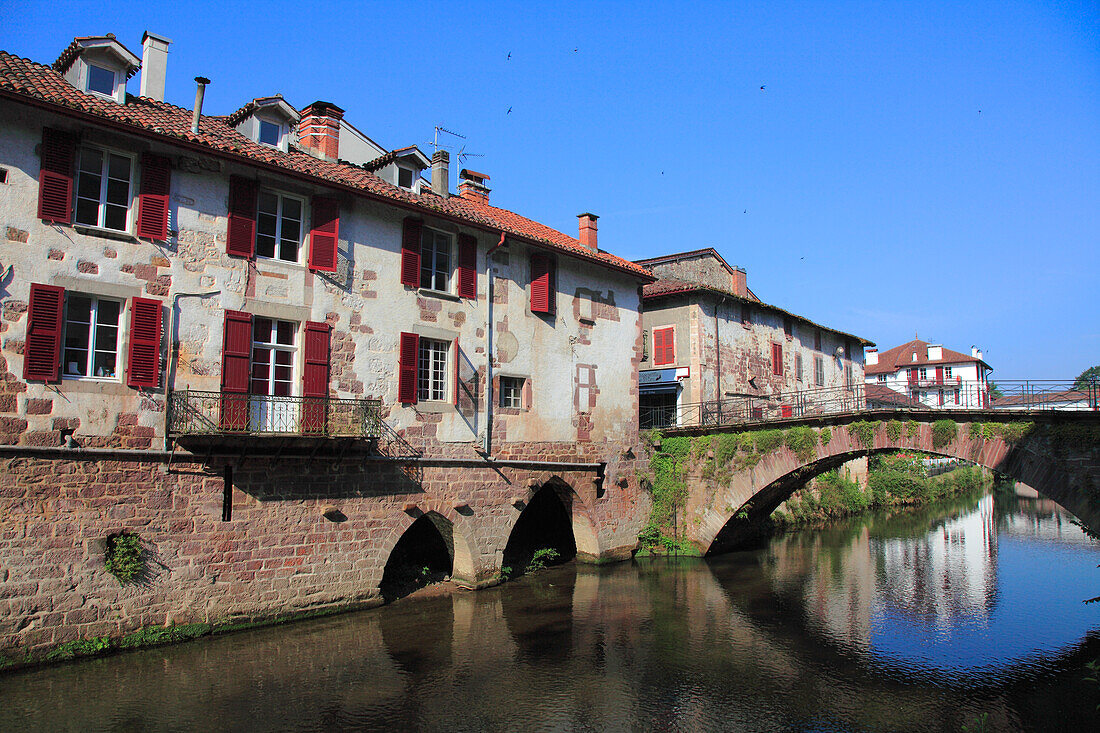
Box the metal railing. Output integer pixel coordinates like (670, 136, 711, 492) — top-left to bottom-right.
(641, 384, 867, 430)
(986, 380, 1099, 412)
(168, 390, 384, 438)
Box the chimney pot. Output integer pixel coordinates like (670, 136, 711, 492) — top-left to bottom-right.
(298, 101, 344, 161)
(432, 151, 451, 198)
(140, 31, 172, 102)
(578, 212, 598, 251)
(458, 168, 491, 203)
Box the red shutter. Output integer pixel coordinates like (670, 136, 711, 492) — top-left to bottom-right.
(308, 196, 339, 272)
(126, 297, 162, 388)
(531, 253, 553, 314)
(398, 331, 419, 404)
(38, 128, 75, 224)
(772, 343, 783, 376)
(400, 218, 422, 287)
(457, 233, 477, 299)
(226, 176, 257, 259)
(935, 366, 943, 384)
(301, 321, 331, 434)
(23, 283, 65, 382)
(654, 327, 674, 366)
(219, 310, 252, 430)
(136, 154, 171, 241)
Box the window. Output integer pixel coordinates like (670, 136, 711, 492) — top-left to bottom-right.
(796, 352, 803, 382)
(918, 367, 927, 380)
(783, 317, 792, 339)
(86, 63, 116, 96)
(741, 303, 751, 326)
(258, 119, 282, 147)
(250, 318, 297, 397)
(771, 343, 783, 376)
(75, 147, 133, 231)
(256, 191, 303, 262)
(954, 389, 960, 405)
(421, 228, 452, 291)
(814, 330, 822, 350)
(814, 355, 825, 386)
(653, 326, 675, 366)
(418, 338, 449, 401)
(530, 253, 555, 314)
(845, 364, 853, 387)
(877, 374, 887, 382)
(500, 376, 525, 409)
(63, 294, 121, 379)
(398, 166, 415, 189)
(944, 366, 953, 379)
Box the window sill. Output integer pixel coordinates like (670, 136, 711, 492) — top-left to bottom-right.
(73, 225, 138, 243)
(416, 400, 454, 414)
(417, 288, 461, 303)
(58, 379, 136, 396)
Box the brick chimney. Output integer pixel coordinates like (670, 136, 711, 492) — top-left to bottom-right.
(298, 101, 344, 161)
(578, 213, 598, 251)
(731, 266, 747, 297)
(458, 169, 490, 204)
(432, 150, 449, 198)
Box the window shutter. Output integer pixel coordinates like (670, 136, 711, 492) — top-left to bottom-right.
(301, 321, 331, 434)
(226, 176, 258, 258)
(126, 297, 162, 388)
(772, 343, 783, 376)
(23, 283, 65, 382)
(136, 154, 171, 241)
(654, 328, 674, 366)
(398, 331, 419, 404)
(457, 233, 477, 299)
(400, 218, 422, 287)
(37, 128, 75, 224)
(219, 310, 252, 430)
(307, 196, 339, 272)
(530, 253, 553, 314)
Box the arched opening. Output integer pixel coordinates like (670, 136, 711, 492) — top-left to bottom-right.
(502, 484, 577, 578)
(380, 513, 453, 602)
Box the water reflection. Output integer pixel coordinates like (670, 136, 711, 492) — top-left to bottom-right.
(2, 492, 1098, 732)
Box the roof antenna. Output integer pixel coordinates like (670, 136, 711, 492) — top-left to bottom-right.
(430, 125, 465, 153)
(456, 143, 485, 167)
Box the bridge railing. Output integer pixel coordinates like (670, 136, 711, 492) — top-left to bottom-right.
(640, 384, 867, 430)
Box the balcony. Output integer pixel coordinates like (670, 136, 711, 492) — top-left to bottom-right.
(167, 390, 383, 439)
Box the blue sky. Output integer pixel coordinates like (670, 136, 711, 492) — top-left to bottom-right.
(3, 1, 1097, 377)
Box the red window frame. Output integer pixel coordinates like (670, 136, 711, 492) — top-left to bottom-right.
(653, 326, 675, 366)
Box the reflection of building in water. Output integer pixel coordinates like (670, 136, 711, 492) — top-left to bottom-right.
(878, 494, 996, 626)
(997, 488, 1095, 546)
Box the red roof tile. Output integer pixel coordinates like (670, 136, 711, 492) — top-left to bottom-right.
(0, 49, 652, 281)
(866, 339, 989, 376)
(865, 383, 930, 409)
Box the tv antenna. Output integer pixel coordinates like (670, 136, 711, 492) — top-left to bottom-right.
(456, 143, 485, 167)
(431, 125, 465, 152)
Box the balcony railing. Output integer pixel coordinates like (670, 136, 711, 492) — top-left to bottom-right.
(641, 384, 866, 430)
(167, 390, 383, 439)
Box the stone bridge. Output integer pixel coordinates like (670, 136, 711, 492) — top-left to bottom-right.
(663, 410, 1100, 554)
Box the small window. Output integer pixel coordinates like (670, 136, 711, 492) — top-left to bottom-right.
(86, 63, 116, 96)
(500, 376, 525, 409)
(256, 191, 303, 262)
(418, 338, 449, 401)
(75, 147, 133, 231)
(944, 366, 953, 379)
(919, 367, 927, 380)
(814, 355, 825, 387)
(741, 303, 751, 326)
(795, 353, 803, 382)
(0, 167, 8, 184)
(771, 343, 783, 376)
(783, 317, 792, 339)
(421, 228, 453, 291)
(63, 294, 122, 379)
(814, 330, 822, 350)
(398, 167, 415, 189)
(877, 374, 887, 382)
(258, 120, 282, 147)
(845, 364, 853, 387)
(653, 326, 675, 366)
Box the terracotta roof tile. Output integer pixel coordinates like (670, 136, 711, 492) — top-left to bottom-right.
(0, 50, 651, 281)
(865, 383, 930, 409)
(866, 339, 989, 375)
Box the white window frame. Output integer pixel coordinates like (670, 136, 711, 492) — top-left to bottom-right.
(257, 118, 285, 149)
(877, 374, 888, 382)
(74, 146, 135, 232)
(944, 366, 953, 379)
(500, 376, 525, 409)
(250, 317, 298, 397)
(397, 165, 416, 190)
(256, 189, 305, 263)
(418, 338, 449, 402)
(249, 317, 299, 432)
(62, 293, 123, 381)
(919, 367, 928, 380)
(814, 355, 825, 387)
(85, 62, 117, 98)
(420, 227, 454, 292)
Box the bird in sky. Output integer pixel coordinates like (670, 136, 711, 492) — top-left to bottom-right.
(760, 85, 766, 90)
(507, 107, 512, 114)
(507, 51, 511, 60)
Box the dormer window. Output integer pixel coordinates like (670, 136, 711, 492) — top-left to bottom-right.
(228, 96, 300, 153)
(86, 63, 116, 96)
(398, 166, 415, 190)
(259, 119, 283, 147)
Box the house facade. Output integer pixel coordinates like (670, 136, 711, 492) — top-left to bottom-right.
(636, 249, 871, 427)
(0, 32, 654, 657)
(865, 339, 992, 409)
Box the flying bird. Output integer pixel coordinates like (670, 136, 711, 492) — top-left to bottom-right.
(506, 107, 512, 114)
(760, 85, 765, 90)
(507, 51, 511, 60)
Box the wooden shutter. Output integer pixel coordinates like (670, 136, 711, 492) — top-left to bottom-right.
(226, 176, 257, 258)
(219, 310, 252, 430)
(398, 331, 419, 404)
(23, 283, 65, 382)
(530, 253, 553, 314)
(400, 218, 422, 287)
(654, 327, 674, 366)
(301, 321, 331, 434)
(308, 196, 339, 272)
(126, 297, 162, 388)
(772, 343, 783, 376)
(37, 128, 75, 224)
(136, 154, 171, 241)
(457, 233, 477, 299)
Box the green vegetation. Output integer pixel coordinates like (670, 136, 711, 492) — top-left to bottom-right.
(104, 532, 144, 583)
(525, 548, 561, 573)
(784, 426, 818, 461)
(777, 470, 869, 525)
(904, 420, 920, 439)
(1073, 365, 1100, 389)
(44, 636, 110, 661)
(117, 623, 213, 649)
(848, 420, 877, 448)
(968, 421, 1035, 443)
(886, 419, 902, 442)
(820, 427, 832, 446)
(932, 419, 957, 449)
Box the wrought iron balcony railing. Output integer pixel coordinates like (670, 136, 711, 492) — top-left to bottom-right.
(167, 390, 383, 439)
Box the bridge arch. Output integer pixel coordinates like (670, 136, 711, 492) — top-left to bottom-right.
(376, 506, 478, 599)
(502, 476, 601, 575)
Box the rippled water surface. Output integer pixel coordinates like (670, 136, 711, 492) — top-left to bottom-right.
(2, 491, 1099, 732)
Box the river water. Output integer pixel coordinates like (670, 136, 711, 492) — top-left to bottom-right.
(3, 490, 1098, 732)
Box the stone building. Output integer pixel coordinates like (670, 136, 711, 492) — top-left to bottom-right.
(0, 32, 654, 658)
(635, 248, 871, 427)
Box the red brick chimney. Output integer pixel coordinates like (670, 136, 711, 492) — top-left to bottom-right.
(731, 266, 747, 297)
(298, 101, 344, 160)
(578, 213, 598, 251)
(458, 169, 490, 204)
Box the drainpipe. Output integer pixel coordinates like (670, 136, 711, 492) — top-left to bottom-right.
(191, 77, 210, 134)
(164, 290, 221, 449)
(483, 232, 507, 456)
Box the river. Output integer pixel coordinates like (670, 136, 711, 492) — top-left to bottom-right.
(2, 490, 1098, 731)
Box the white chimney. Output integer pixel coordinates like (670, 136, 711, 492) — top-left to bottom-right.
(927, 344, 943, 361)
(140, 31, 172, 102)
(865, 348, 878, 366)
(972, 346, 983, 360)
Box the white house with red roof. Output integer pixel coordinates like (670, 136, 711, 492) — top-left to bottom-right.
(865, 339, 993, 408)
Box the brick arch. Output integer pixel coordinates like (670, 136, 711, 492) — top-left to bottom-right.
(508, 473, 602, 562)
(688, 418, 1100, 554)
(372, 502, 477, 592)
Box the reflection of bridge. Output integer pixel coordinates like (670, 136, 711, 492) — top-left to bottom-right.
(662, 409, 1100, 554)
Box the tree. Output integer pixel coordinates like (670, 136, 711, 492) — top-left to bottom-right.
(987, 381, 1005, 399)
(1073, 365, 1100, 389)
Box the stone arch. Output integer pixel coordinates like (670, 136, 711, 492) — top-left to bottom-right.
(375, 504, 478, 598)
(502, 476, 602, 574)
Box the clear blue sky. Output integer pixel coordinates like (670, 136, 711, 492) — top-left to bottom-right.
(3, 1, 1097, 378)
